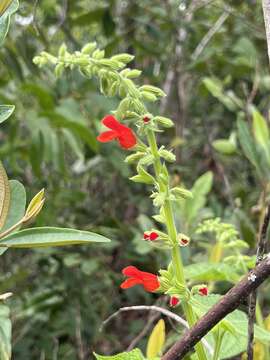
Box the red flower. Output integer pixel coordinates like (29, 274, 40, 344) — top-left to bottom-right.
(97, 115, 137, 149)
(120, 266, 160, 292)
(143, 231, 159, 241)
(143, 116, 150, 123)
(170, 296, 180, 307)
(179, 238, 189, 246)
(199, 287, 208, 296)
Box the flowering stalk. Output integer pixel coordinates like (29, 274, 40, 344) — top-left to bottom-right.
(33, 43, 208, 360)
(146, 128, 207, 360)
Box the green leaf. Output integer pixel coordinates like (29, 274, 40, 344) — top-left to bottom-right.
(237, 119, 264, 178)
(0, 227, 110, 248)
(191, 294, 270, 358)
(41, 111, 99, 153)
(252, 109, 270, 164)
(1, 180, 26, 233)
(0, 105, 15, 124)
(0, 305, 11, 360)
(0, 0, 19, 45)
(0, 163, 10, 231)
(184, 262, 239, 283)
(212, 139, 237, 155)
(184, 171, 213, 224)
(94, 349, 144, 360)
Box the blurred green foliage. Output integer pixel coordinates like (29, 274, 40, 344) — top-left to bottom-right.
(1, 0, 270, 359)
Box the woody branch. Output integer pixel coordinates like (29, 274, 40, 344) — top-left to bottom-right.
(162, 254, 270, 360)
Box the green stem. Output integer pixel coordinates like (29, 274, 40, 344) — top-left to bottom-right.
(213, 328, 225, 360)
(147, 129, 208, 360)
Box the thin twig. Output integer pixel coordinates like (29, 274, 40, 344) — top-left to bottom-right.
(162, 254, 270, 360)
(191, 11, 229, 61)
(126, 310, 160, 351)
(247, 204, 270, 360)
(101, 305, 213, 355)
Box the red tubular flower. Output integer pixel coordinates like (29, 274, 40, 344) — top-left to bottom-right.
(143, 116, 150, 123)
(199, 287, 208, 296)
(170, 296, 180, 307)
(120, 266, 160, 292)
(97, 115, 137, 149)
(143, 231, 159, 241)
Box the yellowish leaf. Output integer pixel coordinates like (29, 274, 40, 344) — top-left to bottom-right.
(146, 319, 165, 359)
(0, 162, 10, 230)
(0, 0, 12, 16)
(24, 189, 45, 223)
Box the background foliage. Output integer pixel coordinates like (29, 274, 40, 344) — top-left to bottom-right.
(1, 0, 270, 359)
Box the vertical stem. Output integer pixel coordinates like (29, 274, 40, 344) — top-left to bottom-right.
(212, 328, 225, 360)
(147, 129, 207, 360)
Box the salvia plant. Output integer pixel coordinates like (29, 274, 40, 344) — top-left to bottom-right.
(32, 40, 270, 360)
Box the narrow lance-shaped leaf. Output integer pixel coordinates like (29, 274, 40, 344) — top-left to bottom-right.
(0, 105, 14, 124)
(0, 227, 110, 248)
(146, 319, 165, 359)
(252, 109, 270, 164)
(0, 162, 10, 230)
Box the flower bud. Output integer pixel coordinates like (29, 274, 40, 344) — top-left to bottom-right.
(170, 296, 180, 307)
(81, 42, 97, 55)
(159, 149, 176, 163)
(154, 116, 174, 128)
(177, 233, 190, 247)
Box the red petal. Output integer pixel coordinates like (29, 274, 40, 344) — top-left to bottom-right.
(97, 130, 118, 143)
(149, 232, 159, 241)
(143, 233, 149, 240)
(142, 277, 160, 292)
(102, 115, 123, 131)
(122, 266, 141, 277)
(120, 278, 142, 289)
(118, 129, 137, 149)
(199, 287, 208, 296)
(170, 296, 180, 307)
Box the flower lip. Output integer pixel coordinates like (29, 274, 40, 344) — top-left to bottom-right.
(97, 115, 137, 149)
(199, 287, 208, 296)
(143, 116, 150, 123)
(170, 296, 180, 307)
(120, 265, 160, 292)
(143, 231, 159, 241)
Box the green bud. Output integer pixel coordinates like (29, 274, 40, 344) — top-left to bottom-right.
(154, 116, 174, 128)
(125, 152, 145, 164)
(171, 187, 193, 199)
(81, 42, 97, 55)
(111, 53, 134, 64)
(125, 69, 142, 79)
(159, 149, 176, 162)
(92, 49, 105, 59)
(139, 85, 166, 97)
(55, 63, 65, 78)
(125, 79, 141, 98)
(99, 59, 124, 70)
(58, 43, 67, 57)
(140, 91, 157, 102)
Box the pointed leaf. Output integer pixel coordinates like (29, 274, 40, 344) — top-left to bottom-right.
(0, 163, 10, 231)
(0, 227, 110, 248)
(94, 349, 144, 360)
(0, 0, 19, 45)
(1, 180, 26, 233)
(146, 319, 165, 359)
(0, 105, 14, 124)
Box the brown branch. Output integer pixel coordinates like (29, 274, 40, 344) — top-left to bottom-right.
(262, 0, 270, 64)
(247, 204, 270, 360)
(162, 254, 270, 360)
